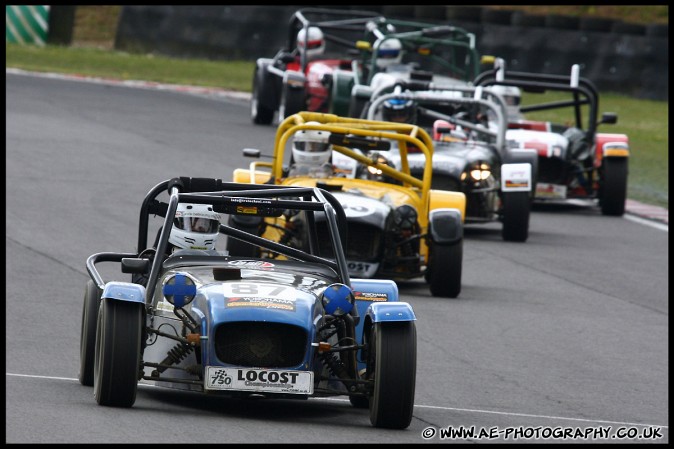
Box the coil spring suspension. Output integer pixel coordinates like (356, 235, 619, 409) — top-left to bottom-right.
(320, 351, 348, 380)
(155, 342, 194, 374)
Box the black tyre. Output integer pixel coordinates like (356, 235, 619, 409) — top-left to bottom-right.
(251, 67, 274, 125)
(278, 83, 305, 123)
(426, 240, 462, 298)
(369, 321, 416, 429)
(94, 298, 143, 407)
(225, 215, 262, 257)
(79, 280, 102, 386)
(501, 191, 530, 242)
(600, 158, 628, 216)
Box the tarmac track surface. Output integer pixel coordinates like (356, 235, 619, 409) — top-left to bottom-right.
(5, 72, 668, 444)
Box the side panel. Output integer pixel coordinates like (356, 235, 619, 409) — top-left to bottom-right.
(330, 69, 355, 116)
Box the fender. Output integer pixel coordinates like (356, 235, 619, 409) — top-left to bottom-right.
(428, 208, 463, 244)
(232, 168, 272, 184)
(428, 189, 466, 222)
(283, 70, 306, 90)
(595, 133, 629, 166)
(102, 281, 146, 304)
(365, 301, 416, 323)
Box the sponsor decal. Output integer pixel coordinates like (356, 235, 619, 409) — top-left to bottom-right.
(206, 367, 313, 394)
(505, 180, 529, 188)
(236, 205, 258, 214)
(228, 260, 275, 268)
(536, 182, 567, 199)
(353, 291, 388, 301)
(230, 198, 273, 205)
(226, 296, 296, 311)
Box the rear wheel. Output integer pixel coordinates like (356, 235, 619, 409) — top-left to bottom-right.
(501, 191, 530, 242)
(251, 67, 274, 125)
(369, 321, 416, 429)
(600, 158, 628, 216)
(94, 298, 143, 407)
(79, 280, 102, 386)
(426, 240, 462, 298)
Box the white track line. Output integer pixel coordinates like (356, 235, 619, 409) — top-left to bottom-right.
(6, 372, 668, 429)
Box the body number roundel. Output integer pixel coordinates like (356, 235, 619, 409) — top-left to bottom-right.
(340, 197, 375, 218)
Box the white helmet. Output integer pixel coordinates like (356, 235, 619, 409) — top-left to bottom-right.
(297, 26, 325, 58)
(169, 203, 221, 250)
(375, 38, 402, 69)
(490, 84, 522, 121)
(292, 122, 331, 167)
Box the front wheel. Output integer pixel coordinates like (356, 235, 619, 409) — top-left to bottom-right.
(251, 67, 274, 125)
(426, 240, 462, 298)
(369, 322, 417, 429)
(501, 191, 530, 242)
(600, 158, 628, 216)
(79, 280, 102, 386)
(94, 298, 143, 407)
(278, 83, 305, 123)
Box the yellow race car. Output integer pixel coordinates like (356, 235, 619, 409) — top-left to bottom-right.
(230, 112, 466, 298)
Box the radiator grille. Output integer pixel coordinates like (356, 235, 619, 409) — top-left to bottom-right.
(316, 221, 382, 260)
(214, 322, 307, 368)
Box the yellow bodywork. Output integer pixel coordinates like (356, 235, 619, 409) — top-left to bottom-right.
(231, 112, 467, 260)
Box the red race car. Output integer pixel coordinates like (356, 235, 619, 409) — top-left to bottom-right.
(250, 7, 385, 125)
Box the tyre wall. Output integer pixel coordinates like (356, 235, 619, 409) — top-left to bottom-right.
(114, 5, 668, 100)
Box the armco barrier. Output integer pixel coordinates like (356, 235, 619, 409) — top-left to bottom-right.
(5, 5, 49, 46)
(113, 5, 668, 101)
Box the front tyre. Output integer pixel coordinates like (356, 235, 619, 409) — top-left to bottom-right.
(426, 240, 462, 298)
(501, 191, 530, 242)
(369, 322, 417, 429)
(94, 298, 143, 407)
(278, 83, 305, 123)
(251, 66, 274, 125)
(600, 158, 628, 216)
(79, 280, 102, 386)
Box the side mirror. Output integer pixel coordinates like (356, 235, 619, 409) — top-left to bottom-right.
(243, 148, 261, 158)
(122, 258, 151, 274)
(599, 112, 618, 125)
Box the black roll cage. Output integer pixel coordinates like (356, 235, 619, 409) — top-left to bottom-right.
(474, 66, 601, 141)
(86, 177, 352, 308)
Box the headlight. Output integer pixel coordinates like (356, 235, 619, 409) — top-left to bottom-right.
(463, 163, 491, 182)
(162, 272, 197, 308)
(393, 204, 418, 230)
(365, 153, 391, 178)
(321, 283, 355, 317)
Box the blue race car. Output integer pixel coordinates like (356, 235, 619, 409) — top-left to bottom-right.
(79, 177, 417, 429)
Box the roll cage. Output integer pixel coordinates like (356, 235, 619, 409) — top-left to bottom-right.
(474, 61, 607, 140)
(86, 178, 352, 311)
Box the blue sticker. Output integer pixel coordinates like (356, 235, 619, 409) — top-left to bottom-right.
(163, 273, 196, 308)
(323, 284, 354, 315)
